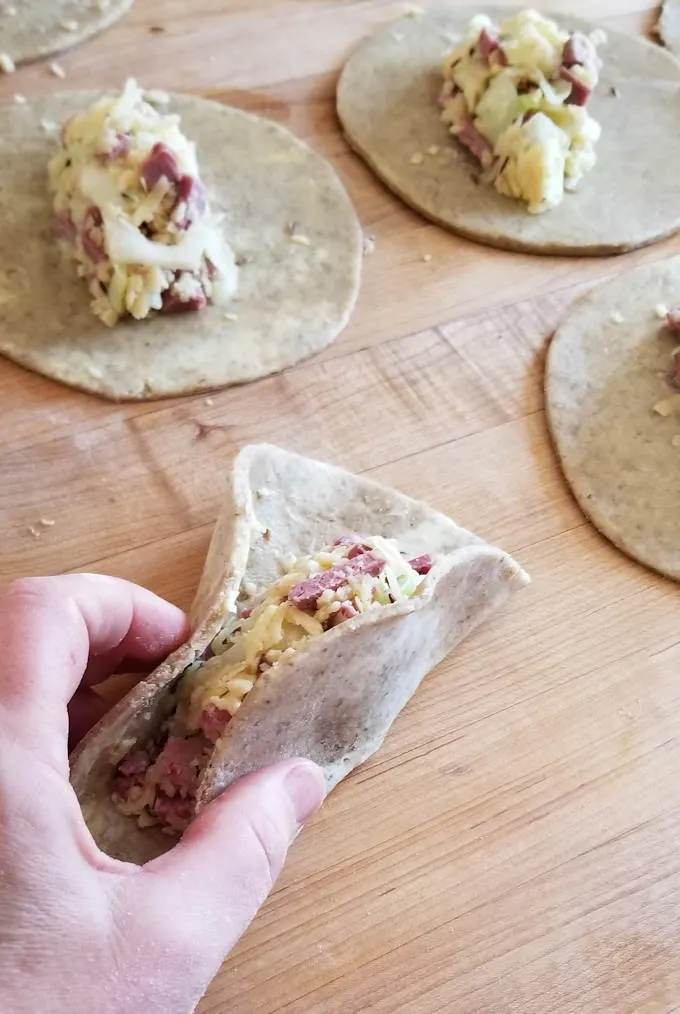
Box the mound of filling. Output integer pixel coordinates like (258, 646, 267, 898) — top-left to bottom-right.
(111, 534, 435, 833)
(48, 78, 238, 327)
(439, 10, 605, 213)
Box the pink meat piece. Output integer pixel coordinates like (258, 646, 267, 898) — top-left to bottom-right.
(457, 120, 493, 165)
(559, 67, 592, 107)
(288, 553, 385, 611)
(81, 206, 107, 264)
(478, 27, 500, 60)
(118, 750, 150, 777)
(326, 602, 359, 628)
(489, 46, 508, 68)
(97, 132, 130, 163)
(173, 174, 207, 229)
(562, 33, 592, 67)
(332, 533, 372, 559)
(152, 736, 206, 798)
(408, 554, 433, 575)
(161, 274, 208, 314)
(53, 209, 76, 243)
(142, 142, 181, 190)
(199, 704, 232, 744)
(665, 309, 680, 334)
(153, 794, 194, 831)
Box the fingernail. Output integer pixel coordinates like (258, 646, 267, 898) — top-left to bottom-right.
(283, 761, 326, 824)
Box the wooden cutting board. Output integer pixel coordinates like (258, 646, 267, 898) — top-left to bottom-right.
(1, 2, 679, 1011)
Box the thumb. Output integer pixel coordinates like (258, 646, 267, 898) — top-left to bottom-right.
(130, 759, 326, 982)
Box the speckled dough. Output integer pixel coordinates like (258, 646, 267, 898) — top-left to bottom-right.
(337, 5, 680, 256)
(1, 0, 133, 67)
(0, 92, 362, 400)
(545, 258, 680, 582)
(70, 443, 529, 864)
(658, 0, 680, 57)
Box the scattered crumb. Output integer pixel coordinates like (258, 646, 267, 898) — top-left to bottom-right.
(13, 94, 26, 104)
(223, 312, 239, 322)
(362, 234, 376, 257)
(39, 518, 56, 527)
(235, 253, 253, 266)
(409, 152, 424, 165)
(27, 525, 41, 539)
(49, 62, 66, 79)
(263, 528, 272, 542)
(673, 435, 680, 447)
(426, 145, 440, 156)
(243, 581, 257, 597)
(59, 19, 79, 31)
(4, 5, 17, 14)
(204, 397, 214, 406)
(142, 379, 155, 395)
(40, 118, 59, 133)
(609, 310, 625, 325)
(285, 222, 311, 245)
(422, 253, 432, 262)
(0, 52, 16, 75)
(87, 365, 104, 379)
(149, 24, 165, 33)
(655, 303, 669, 320)
(610, 85, 620, 98)
(653, 395, 680, 417)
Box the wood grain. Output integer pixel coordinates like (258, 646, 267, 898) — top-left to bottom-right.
(1, 2, 679, 1012)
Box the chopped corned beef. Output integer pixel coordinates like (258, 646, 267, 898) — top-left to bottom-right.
(200, 703, 232, 744)
(559, 67, 592, 106)
(289, 553, 385, 611)
(408, 554, 433, 575)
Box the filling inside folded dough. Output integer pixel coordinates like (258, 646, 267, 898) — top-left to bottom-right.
(49, 78, 238, 327)
(112, 535, 435, 832)
(440, 9, 605, 213)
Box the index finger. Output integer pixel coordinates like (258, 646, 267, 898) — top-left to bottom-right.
(0, 574, 189, 760)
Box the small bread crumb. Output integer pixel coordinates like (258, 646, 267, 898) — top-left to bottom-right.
(422, 253, 432, 262)
(13, 93, 26, 104)
(655, 303, 669, 320)
(609, 311, 625, 325)
(204, 397, 214, 406)
(223, 312, 239, 322)
(409, 152, 424, 165)
(0, 52, 16, 74)
(49, 62, 66, 79)
(362, 234, 376, 257)
(59, 19, 79, 31)
(38, 518, 56, 527)
(290, 234, 311, 246)
(426, 145, 440, 156)
(653, 395, 680, 417)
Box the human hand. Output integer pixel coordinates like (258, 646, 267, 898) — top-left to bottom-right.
(0, 574, 326, 1014)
